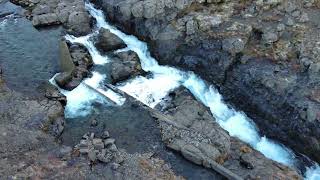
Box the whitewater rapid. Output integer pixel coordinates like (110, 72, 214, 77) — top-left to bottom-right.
(50, 2, 320, 179)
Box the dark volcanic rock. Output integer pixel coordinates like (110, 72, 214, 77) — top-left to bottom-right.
(97, 0, 320, 163)
(95, 28, 127, 53)
(55, 41, 92, 90)
(110, 50, 143, 84)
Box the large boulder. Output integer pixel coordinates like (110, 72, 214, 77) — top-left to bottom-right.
(110, 50, 143, 84)
(12, 0, 92, 35)
(95, 28, 127, 53)
(67, 11, 91, 36)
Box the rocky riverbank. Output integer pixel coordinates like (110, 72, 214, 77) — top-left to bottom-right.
(0, 0, 318, 179)
(0, 1, 187, 179)
(94, 0, 320, 164)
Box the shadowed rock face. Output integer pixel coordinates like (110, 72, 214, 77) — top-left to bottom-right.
(96, 0, 320, 163)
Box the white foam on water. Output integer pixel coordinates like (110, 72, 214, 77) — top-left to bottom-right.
(49, 72, 124, 118)
(94, 87, 126, 105)
(305, 165, 320, 180)
(49, 73, 106, 118)
(0, 14, 15, 29)
(118, 73, 182, 108)
(0, 19, 8, 29)
(256, 136, 296, 165)
(65, 34, 108, 65)
(183, 73, 295, 165)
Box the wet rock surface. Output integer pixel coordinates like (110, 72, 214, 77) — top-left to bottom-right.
(96, 0, 320, 163)
(54, 41, 93, 90)
(95, 28, 127, 53)
(110, 50, 144, 84)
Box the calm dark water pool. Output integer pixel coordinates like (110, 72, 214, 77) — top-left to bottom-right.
(0, 2, 62, 97)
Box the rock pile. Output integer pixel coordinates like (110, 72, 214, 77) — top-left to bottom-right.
(71, 131, 185, 180)
(74, 131, 124, 164)
(95, 28, 127, 53)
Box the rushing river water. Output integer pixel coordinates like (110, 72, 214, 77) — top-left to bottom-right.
(48, 2, 320, 179)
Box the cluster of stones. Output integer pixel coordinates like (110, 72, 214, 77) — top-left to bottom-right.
(74, 131, 124, 164)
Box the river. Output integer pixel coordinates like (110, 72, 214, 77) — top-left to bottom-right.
(49, 2, 320, 179)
